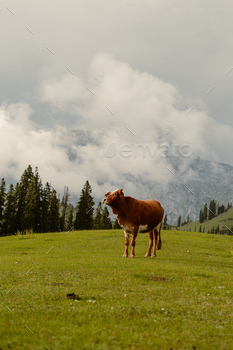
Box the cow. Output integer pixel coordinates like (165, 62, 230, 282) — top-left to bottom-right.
(102, 189, 164, 258)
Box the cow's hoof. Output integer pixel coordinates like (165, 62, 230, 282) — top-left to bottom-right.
(151, 255, 156, 258)
(145, 254, 151, 257)
(130, 255, 135, 258)
(122, 254, 128, 258)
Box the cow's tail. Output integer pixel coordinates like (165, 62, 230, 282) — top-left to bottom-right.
(156, 219, 163, 250)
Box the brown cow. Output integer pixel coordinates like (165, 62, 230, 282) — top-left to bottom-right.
(102, 189, 164, 258)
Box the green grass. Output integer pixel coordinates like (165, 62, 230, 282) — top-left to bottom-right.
(182, 207, 233, 233)
(1, 229, 233, 350)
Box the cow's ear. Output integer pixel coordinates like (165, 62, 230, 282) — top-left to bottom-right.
(119, 189, 124, 197)
(105, 192, 111, 197)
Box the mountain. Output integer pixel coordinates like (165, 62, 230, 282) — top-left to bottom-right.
(65, 131, 233, 225)
(159, 157, 233, 225)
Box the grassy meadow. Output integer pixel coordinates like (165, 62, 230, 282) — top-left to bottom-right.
(1, 229, 233, 350)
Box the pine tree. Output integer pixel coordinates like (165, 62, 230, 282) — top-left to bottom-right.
(60, 186, 70, 232)
(0, 178, 6, 233)
(208, 200, 216, 220)
(41, 182, 51, 232)
(48, 189, 60, 232)
(93, 202, 103, 229)
(221, 204, 225, 214)
(208, 201, 212, 220)
(163, 214, 168, 229)
(199, 209, 204, 223)
(14, 182, 21, 232)
(100, 207, 112, 229)
(213, 200, 216, 217)
(15, 165, 34, 232)
(218, 204, 224, 215)
(1, 184, 16, 235)
(67, 204, 74, 231)
(177, 216, 181, 227)
(203, 204, 207, 221)
(24, 168, 43, 232)
(74, 181, 95, 230)
(187, 214, 189, 224)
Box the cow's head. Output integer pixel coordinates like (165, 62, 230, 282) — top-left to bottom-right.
(102, 189, 124, 207)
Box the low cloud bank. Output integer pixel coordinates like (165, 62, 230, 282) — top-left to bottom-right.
(1, 54, 233, 202)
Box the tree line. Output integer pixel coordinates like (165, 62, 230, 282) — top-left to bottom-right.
(181, 224, 233, 235)
(177, 200, 232, 228)
(177, 214, 191, 227)
(199, 200, 232, 223)
(0, 165, 120, 237)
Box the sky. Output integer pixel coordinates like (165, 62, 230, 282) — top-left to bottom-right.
(1, 0, 233, 200)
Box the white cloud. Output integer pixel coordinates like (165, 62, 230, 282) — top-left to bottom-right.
(39, 74, 87, 111)
(2, 0, 233, 129)
(39, 53, 222, 158)
(1, 54, 233, 203)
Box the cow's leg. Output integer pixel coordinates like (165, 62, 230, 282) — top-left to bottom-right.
(130, 227, 138, 258)
(151, 228, 158, 258)
(145, 231, 153, 257)
(123, 231, 129, 257)
(156, 223, 162, 250)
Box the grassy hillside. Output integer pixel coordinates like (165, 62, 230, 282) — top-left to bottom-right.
(181, 207, 233, 234)
(1, 229, 233, 349)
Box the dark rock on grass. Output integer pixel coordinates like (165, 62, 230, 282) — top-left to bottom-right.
(66, 293, 79, 300)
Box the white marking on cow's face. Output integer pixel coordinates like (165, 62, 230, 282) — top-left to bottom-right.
(138, 224, 148, 232)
